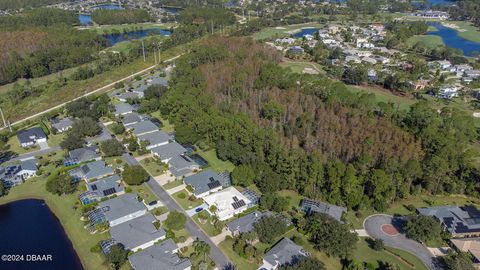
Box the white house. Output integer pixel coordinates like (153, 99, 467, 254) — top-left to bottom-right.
(439, 85, 460, 99)
(16, 127, 47, 148)
(203, 187, 252, 221)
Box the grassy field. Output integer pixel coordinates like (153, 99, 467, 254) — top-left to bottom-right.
(85, 23, 176, 35)
(448, 21, 480, 43)
(172, 189, 203, 210)
(354, 238, 428, 270)
(279, 61, 323, 74)
(48, 132, 66, 147)
(0, 178, 110, 270)
(151, 111, 175, 133)
(406, 35, 444, 50)
(6, 136, 39, 155)
(348, 85, 418, 111)
(163, 179, 183, 190)
(277, 189, 304, 210)
(196, 148, 235, 173)
(219, 238, 258, 270)
(252, 23, 323, 40)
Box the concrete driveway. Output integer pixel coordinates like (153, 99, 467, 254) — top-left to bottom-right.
(364, 214, 442, 270)
(186, 203, 208, 217)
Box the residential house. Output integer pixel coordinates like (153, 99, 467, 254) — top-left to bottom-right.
(418, 205, 480, 237)
(129, 120, 159, 137)
(465, 70, 480, 79)
(450, 238, 480, 269)
(260, 238, 308, 270)
(110, 213, 166, 252)
(184, 169, 230, 198)
(151, 142, 187, 163)
(275, 38, 295, 45)
(147, 77, 168, 87)
(362, 56, 378, 65)
(98, 193, 147, 227)
(17, 127, 47, 148)
(438, 85, 459, 99)
(300, 198, 346, 222)
(0, 159, 37, 187)
(121, 112, 142, 127)
(117, 91, 140, 102)
(203, 187, 252, 221)
(86, 174, 124, 199)
(227, 210, 271, 236)
(128, 239, 192, 270)
(114, 103, 135, 116)
(241, 188, 260, 207)
(168, 155, 200, 179)
(137, 130, 171, 150)
(64, 146, 101, 166)
(51, 117, 74, 133)
(69, 160, 114, 182)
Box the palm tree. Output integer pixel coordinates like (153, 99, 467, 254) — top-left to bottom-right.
(193, 238, 211, 262)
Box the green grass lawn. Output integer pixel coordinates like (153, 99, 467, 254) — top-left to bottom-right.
(6, 135, 39, 155)
(127, 183, 158, 204)
(219, 238, 258, 270)
(449, 21, 480, 43)
(163, 179, 184, 190)
(86, 23, 176, 35)
(406, 35, 444, 50)
(139, 157, 167, 177)
(48, 132, 66, 147)
(0, 178, 110, 270)
(252, 23, 324, 40)
(104, 156, 126, 170)
(279, 61, 323, 74)
(172, 189, 203, 210)
(277, 189, 304, 210)
(192, 213, 221, 237)
(196, 148, 235, 173)
(151, 111, 175, 133)
(348, 85, 418, 111)
(353, 238, 428, 270)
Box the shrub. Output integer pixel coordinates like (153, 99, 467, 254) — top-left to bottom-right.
(177, 192, 186, 199)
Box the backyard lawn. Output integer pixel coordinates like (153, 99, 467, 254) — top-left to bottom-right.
(6, 136, 39, 155)
(0, 178, 110, 270)
(172, 189, 203, 210)
(48, 132, 66, 147)
(353, 238, 428, 270)
(196, 148, 235, 173)
(151, 111, 175, 133)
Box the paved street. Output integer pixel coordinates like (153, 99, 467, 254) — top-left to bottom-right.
(122, 149, 234, 269)
(364, 214, 442, 270)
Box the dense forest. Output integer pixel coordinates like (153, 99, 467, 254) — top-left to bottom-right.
(0, 0, 66, 10)
(91, 9, 152, 25)
(155, 0, 229, 8)
(449, 0, 480, 26)
(157, 36, 479, 211)
(0, 9, 106, 85)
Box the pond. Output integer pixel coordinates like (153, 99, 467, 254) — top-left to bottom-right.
(292, 28, 319, 38)
(427, 22, 480, 56)
(0, 199, 83, 270)
(79, 3, 124, 26)
(104, 28, 171, 46)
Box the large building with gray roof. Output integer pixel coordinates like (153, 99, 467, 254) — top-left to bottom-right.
(110, 213, 166, 252)
(128, 239, 191, 270)
(300, 198, 346, 222)
(418, 205, 480, 237)
(98, 193, 147, 227)
(260, 238, 308, 270)
(184, 169, 230, 198)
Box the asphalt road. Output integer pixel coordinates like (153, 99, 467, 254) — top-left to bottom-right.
(121, 153, 233, 269)
(364, 214, 443, 270)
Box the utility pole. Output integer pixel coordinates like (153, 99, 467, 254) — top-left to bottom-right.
(0, 107, 6, 128)
(153, 46, 157, 65)
(141, 40, 146, 62)
(158, 42, 161, 63)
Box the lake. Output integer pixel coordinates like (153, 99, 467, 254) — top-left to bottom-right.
(79, 4, 124, 26)
(427, 22, 480, 56)
(0, 199, 83, 270)
(292, 28, 319, 38)
(104, 28, 171, 46)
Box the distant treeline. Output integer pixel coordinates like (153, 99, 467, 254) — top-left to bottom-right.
(0, 8, 78, 31)
(449, 0, 480, 27)
(0, 0, 66, 10)
(91, 9, 152, 25)
(156, 0, 227, 8)
(0, 9, 106, 85)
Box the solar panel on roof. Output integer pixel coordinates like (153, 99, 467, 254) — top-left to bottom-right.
(103, 188, 116, 196)
(232, 199, 246, 210)
(207, 180, 221, 189)
(91, 184, 98, 191)
(233, 196, 238, 202)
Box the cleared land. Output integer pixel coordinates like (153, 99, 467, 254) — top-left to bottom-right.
(406, 35, 444, 50)
(195, 148, 235, 173)
(252, 23, 323, 40)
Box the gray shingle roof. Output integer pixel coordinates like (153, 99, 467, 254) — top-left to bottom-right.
(69, 161, 113, 181)
(264, 238, 306, 267)
(300, 199, 346, 222)
(68, 146, 100, 163)
(51, 117, 74, 131)
(227, 211, 271, 234)
(87, 174, 123, 198)
(121, 112, 142, 126)
(169, 155, 198, 178)
(150, 142, 187, 161)
(128, 239, 191, 270)
(110, 213, 165, 250)
(418, 205, 480, 235)
(115, 103, 135, 115)
(16, 127, 46, 144)
(138, 130, 171, 146)
(184, 169, 229, 196)
(130, 120, 158, 136)
(99, 193, 147, 224)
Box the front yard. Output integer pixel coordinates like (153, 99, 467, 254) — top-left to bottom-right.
(163, 179, 183, 190)
(172, 189, 203, 210)
(139, 157, 167, 177)
(192, 213, 221, 237)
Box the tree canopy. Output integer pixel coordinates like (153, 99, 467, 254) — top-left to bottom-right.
(122, 165, 149, 185)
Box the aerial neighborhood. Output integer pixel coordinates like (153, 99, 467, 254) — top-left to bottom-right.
(1, 0, 480, 270)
